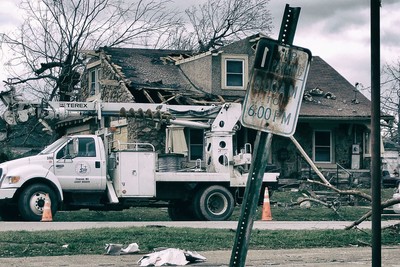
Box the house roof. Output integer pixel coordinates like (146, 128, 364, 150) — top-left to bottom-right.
(102, 47, 217, 104)
(299, 56, 373, 121)
(102, 47, 189, 87)
(99, 44, 392, 122)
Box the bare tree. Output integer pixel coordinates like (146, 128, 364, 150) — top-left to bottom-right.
(1, 0, 181, 101)
(381, 60, 400, 145)
(162, 0, 273, 52)
(157, 27, 197, 51)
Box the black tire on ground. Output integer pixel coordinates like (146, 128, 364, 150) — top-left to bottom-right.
(18, 183, 58, 221)
(0, 204, 21, 221)
(168, 200, 196, 221)
(193, 185, 234, 221)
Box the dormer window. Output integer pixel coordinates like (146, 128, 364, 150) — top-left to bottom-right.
(221, 54, 248, 90)
(86, 60, 102, 97)
(89, 68, 102, 96)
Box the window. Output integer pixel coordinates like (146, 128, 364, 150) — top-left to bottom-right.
(89, 68, 102, 96)
(227, 60, 243, 86)
(56, 137, 96, 159)
(363, 130, 384, 157)
(364, 131, 371, 156)
(314, 130, 332, 163)
(56, 140, 74, 159)
(77, 137, 96, 157)
(222, 55, 248, 90)
(188, 129, 204, 161)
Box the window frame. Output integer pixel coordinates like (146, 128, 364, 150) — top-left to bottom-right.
(363, 130, 371, 157)
(313, 130, 332, 163)
(88, 67, 102, 96)
(221, 54, 248, 90)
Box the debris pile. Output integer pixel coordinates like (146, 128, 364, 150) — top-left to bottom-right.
(104, 243, 206, 266)
(303, 87, 337, 103)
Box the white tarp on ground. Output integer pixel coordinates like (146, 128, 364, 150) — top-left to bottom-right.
(105, 244, 206, 266)
(138, 248, 206, 266)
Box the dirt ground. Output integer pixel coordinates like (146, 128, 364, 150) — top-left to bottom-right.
(1, 246, 399, 267)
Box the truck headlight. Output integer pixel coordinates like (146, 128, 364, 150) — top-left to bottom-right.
(5, 175, 20, 184)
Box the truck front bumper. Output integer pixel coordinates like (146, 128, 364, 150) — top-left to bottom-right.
(0, 188, 17, 200)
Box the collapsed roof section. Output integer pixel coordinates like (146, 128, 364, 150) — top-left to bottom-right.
(100, 47, 223, 105)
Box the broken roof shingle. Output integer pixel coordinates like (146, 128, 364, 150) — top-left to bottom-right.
(299, 56, 375, 120)
(103, 47, 195, 92)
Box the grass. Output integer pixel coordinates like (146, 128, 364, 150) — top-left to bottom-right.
(0, 227, 399, 258)
(52, 188, 398, 222)
(1, 188, 399, 258)
(53, 205, 369, 222)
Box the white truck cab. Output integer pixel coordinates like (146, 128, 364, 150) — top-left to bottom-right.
(0, 135, 108, 221)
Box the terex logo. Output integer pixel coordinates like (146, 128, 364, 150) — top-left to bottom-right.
(64, 103, 88, 108)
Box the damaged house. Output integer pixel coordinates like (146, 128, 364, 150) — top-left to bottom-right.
(59, 34, 392, 186)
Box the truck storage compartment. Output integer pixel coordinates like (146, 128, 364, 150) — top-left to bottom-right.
(111, 143, 156, 197)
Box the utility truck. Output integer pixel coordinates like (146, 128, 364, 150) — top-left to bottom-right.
(0, 97, 279, 221)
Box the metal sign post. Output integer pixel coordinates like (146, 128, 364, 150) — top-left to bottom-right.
(229, 130, 272, 267)
(230, 5, 311, 267)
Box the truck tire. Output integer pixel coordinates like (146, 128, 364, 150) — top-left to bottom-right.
(18, 184, 58, 221)
(168, 200, 196, 221)
(194, 185, 234, 221)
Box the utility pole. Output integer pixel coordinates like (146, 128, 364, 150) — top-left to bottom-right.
(370, 0, 381, 266)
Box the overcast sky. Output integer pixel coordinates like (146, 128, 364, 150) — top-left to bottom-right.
(268, 0, 400, 93)
(1, 0, 400, 94)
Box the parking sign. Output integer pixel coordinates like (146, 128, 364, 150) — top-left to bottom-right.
(241, 38, 312, 137)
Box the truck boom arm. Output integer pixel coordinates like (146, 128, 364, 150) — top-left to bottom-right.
(0, 87, 242, 132)
(45, 101, 242, 132)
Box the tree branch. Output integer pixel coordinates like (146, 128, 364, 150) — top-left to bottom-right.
(306, 179, 372, 202)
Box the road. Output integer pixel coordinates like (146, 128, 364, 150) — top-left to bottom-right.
(1, 220, 400, 232)
(0, 220, 400, 232)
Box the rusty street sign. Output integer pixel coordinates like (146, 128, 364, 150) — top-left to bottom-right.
(241, 38, 311, 137)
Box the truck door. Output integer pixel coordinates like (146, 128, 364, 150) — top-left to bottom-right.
(54, 137, 104, 191)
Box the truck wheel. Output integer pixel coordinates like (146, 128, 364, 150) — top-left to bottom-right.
(194, 185, 234, 221)
(0, 205, 21, 221)
(168, 200, 196, 221)
(18, 184, 58, 221)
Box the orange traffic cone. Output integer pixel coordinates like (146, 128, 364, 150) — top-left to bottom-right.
(41, 193, 53, 222)
(261, 187, 272, 221)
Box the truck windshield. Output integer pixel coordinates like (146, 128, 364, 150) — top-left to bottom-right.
(39, 137, 70, 155)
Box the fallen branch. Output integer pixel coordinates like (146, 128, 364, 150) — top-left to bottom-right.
(290, 133, 400, 230)
(345, 197, 400, 229)
(307, 179, 372, 202)
(290, 136, 331, 185)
